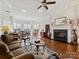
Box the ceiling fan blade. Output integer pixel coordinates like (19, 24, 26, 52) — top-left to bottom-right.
(44, 5, 48, 10)
(42, 0, 46, 3)
(46, 1, 56, 4)
(37, 5, 42, 9)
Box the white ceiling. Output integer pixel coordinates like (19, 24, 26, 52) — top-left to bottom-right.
(0, 0, 79, 21)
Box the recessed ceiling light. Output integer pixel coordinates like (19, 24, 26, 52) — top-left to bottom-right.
(8, 4, 12, 8)
(21, 9, 27, 13)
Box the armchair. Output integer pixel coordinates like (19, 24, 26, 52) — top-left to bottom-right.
(0, 41, 35, 59)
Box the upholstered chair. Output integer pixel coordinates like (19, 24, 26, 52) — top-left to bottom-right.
(0, 41, 35, 59)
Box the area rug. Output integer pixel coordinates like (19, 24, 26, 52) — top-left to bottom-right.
(22, 45, 60, 59)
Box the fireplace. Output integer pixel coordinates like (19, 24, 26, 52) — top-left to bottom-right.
(53, 29, 68, 43)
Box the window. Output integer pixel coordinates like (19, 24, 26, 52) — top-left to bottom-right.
(34, 24, 39, 29)
(28, 24, 31, 29)
(24, 24, 31, 29)
(24, 24, 27, 29)
(14, 23, 16, 29)
(16, 24, 21, 29)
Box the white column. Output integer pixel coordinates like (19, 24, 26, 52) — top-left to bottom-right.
(30, 21, 34, 41)
(50, 25, 53, 39)
(68, 26, 71, 43)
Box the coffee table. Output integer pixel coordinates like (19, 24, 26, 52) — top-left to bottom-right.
(29, 41, 60, 59)
(30, 40, 45, 55)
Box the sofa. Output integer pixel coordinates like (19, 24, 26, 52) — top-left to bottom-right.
(0, 34, 35, 59)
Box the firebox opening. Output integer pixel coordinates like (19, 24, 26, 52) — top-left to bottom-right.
(53, 29, 68, 43)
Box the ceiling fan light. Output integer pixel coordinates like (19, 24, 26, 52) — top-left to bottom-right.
(37, 0, 56, 10)
(21, 9, 27, 13)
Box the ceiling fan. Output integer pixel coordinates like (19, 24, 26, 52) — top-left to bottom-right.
(37, 0, 56, 10)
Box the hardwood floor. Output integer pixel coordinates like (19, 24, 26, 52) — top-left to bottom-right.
(41, 38, 79, 59)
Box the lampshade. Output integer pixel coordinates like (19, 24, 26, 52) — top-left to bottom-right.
(2, 26, 9, 32)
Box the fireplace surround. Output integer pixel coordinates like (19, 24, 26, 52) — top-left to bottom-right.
(51, 25, 71, 43)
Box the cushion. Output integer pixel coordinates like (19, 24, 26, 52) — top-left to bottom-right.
(7, 41, 20, 45)
(8, 43, 21, 51)
(5, 34, 13, 42)
(11, 48, 25, 57)
(1, 34, 13, 44)
(12, 52, 34, 59)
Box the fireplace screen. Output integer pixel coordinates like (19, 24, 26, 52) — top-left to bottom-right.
(53, 30, 68, 43)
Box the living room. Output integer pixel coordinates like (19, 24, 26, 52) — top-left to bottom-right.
(0, 0, 79, 59)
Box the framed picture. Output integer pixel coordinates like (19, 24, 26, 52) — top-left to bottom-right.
(55, 17, 67, 25)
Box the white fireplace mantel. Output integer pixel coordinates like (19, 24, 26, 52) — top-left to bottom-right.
(51, 25, 72, 43)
